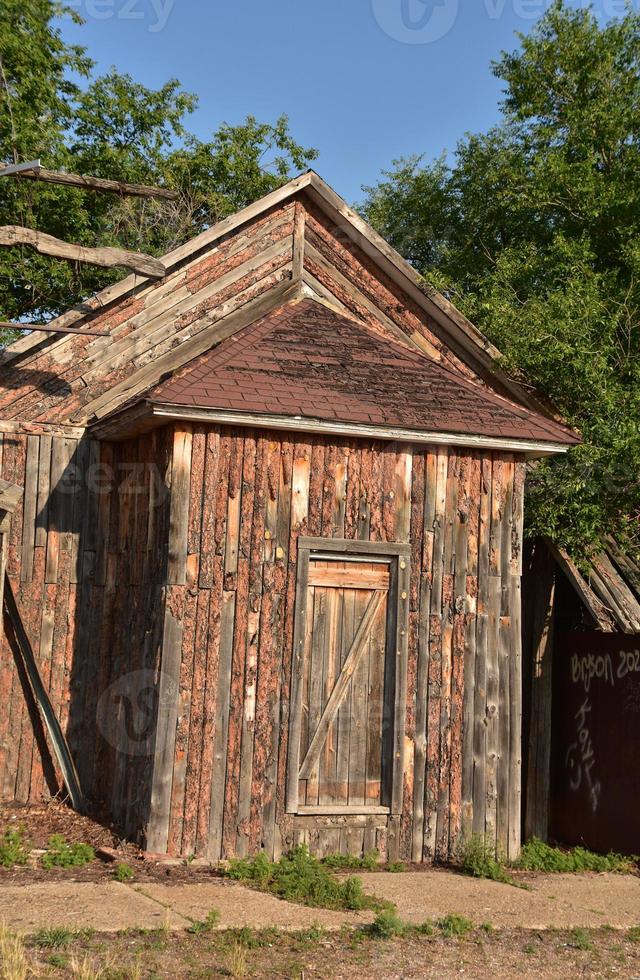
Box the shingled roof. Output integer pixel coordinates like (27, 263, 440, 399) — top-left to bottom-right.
(148, 298, 578, 447)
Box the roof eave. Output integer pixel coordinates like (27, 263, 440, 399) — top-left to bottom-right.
(89, 400, 574, 458)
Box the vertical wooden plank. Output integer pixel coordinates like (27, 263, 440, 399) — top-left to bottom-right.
(424, 447, 448, 859)
(34, 434, 51, 548)
(20, 436, 39, 583)
(348, 589, 369, 808)
(167, 427, 193, 586)
(236, 434, 268, 856)
(461, 453, 481, 843)
(206, 590, 236, 861)
(336, 587, 354, 808)
(435, 452, 458, 861)
(292, 200, 305, 281)
(484, 454, 504, 848)
(523, 539, 555, 844)
(497, 457, 514, 855)
(508, 460, 526, 860)
(449, 454, 470, 856)
(146, 585, 183, 854)
(321, 584, 342, 805)
(223, 434, 256, 857)
(412, 450, 436, 861)
(305, 586, 327, 806)
(285, 548, 310, 813)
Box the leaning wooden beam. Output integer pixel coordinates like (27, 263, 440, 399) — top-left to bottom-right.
(3, 573, 85, 812)
(0, 321, 110, 337)
(3, 163, 179, 201)
(0, 226, 165, 279)
(545, 539, 616, 632)
(604, 537, 640, 597)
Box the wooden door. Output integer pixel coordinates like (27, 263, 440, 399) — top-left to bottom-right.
(294, 557, 392, 813)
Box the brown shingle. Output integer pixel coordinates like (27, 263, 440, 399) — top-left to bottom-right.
(149, 299, 579, 446)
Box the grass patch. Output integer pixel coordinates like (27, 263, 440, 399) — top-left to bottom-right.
(436, 914, 474, 939)
(386, 861, 407, 873)
(186, 909, 220, 935)
(0, 827, 29, 868)
(322, 849, 379, 871)
(41, 834, 95, 870)
(459, 834, 519, 886)
(31, 926, 75, 948)
(113, 862, 135, 883)
(0, 923, 29, 980)
(363, 908, 408, 938)
(628, 926, 640, 943)
(225, 845, 382, 911)
(516, 838, 634, 874)
(570, 927, 594, 951)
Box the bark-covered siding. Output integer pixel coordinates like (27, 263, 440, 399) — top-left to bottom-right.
(148, 425, 525, 862)
(0, 422, 525, 862)
(0, 427, 173, 839)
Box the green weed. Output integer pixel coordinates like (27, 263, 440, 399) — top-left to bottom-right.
(322, 849, 379, 871)
(386, 861, 407, 873)
(186, 909, 220, 935)
(41, 834, 95, 870)
(225, 845, 381, 911)
(571, 927, 593, 951)
(31, 926, 74, 948)
(627, 926, 640, 943)
(516, 838, 633, 873)
(459, 834, 517, 886)
(0, 827, 29, 868)
(363, 909, 407, 938)
(113, 862, 135, 883)
(436, 914, 474, 939)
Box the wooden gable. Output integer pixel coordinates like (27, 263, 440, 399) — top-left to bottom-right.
(0, 172, 568, 441)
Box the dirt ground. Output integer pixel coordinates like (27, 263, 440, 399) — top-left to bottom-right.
(3, 803, 640, 978)
(15, 924, 640, 978)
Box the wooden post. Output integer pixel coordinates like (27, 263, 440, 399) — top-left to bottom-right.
(523, 539, 555, 843)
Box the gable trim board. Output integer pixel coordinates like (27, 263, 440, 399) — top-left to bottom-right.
(0, 170, 554, 418)
(91, 401, 572, 456)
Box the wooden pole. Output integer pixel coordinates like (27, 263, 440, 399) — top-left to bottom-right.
(0, 321, 110, 337)
(2, 163, 179, 201)
(0, 226, 165, 279)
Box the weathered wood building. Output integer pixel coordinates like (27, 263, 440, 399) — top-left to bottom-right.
(523, 538, 640, 855)
(0, 172, 577, 862)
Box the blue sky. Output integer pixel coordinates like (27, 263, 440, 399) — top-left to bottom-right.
(58, 0, 616, 204)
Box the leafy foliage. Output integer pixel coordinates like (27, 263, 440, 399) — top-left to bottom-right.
(30, 927, 75, 948)
(321, 848, 380, 870)
(0, 0, 317, 333)
(113, 862, 135, 883)
(435, 914, 474, 939)
(361, 2, 640, 559)
(224, 845, 381, 911)
(186, 909, 221, 935)
(364, 908, 408, 938)
(0, 826, 29, 867)
(515, 837, 634, 874)
(41, 834, 94, 869)
(458, 834, 517, 886)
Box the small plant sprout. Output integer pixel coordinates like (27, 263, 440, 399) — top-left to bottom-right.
(41, 835, 95, 870)
(437, 914, 474, 939)
(186, 909, 221, 934)
(114, 862, 135, 882)
(0, 828, 29, 868)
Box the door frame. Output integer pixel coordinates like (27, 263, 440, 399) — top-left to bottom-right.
(286, 537, 411, 816)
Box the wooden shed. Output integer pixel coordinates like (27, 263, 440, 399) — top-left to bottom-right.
(0, 172, 577, 863)
(523, 538, 640, 855)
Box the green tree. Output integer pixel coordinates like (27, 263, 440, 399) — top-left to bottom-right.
(361, 1, 640, 559)
(0, 0, 317, 327)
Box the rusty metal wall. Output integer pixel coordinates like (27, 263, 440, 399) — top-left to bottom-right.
(550, 631, 640, 855)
